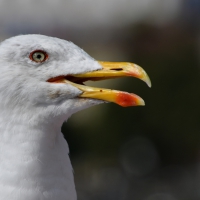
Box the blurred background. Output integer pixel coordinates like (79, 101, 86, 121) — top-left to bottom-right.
(1, 0, 200, 199)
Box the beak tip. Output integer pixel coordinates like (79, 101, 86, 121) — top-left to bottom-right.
(138, 99, 145, 106)
(141, 73, 151, 88)
(130, 63, 151, 88)
(147, 79, 152, 88)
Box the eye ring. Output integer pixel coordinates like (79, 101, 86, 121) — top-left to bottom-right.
(29, 50, 48, 63)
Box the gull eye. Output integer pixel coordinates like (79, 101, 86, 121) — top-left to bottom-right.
(29, 50, 48, 63)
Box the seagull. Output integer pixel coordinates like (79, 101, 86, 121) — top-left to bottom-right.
(0, 34, 151, 200)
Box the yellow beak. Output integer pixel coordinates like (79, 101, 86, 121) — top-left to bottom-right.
(62, 61, 151, 107)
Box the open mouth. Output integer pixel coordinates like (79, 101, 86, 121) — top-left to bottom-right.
(47, 75, 105, 85)
(47, 61, 151, 107)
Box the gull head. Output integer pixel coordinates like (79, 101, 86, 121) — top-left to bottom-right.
(0, 34, 151, 122)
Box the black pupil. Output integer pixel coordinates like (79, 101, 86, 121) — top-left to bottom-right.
(37, 54, 42, 59)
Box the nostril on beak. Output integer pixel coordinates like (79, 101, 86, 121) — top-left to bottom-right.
(110, 68, 123, 71)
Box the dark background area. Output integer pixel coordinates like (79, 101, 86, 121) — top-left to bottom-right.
(0, 0, 200, 199)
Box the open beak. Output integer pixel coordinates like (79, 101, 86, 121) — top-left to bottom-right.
(48, 61, 151, 107)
